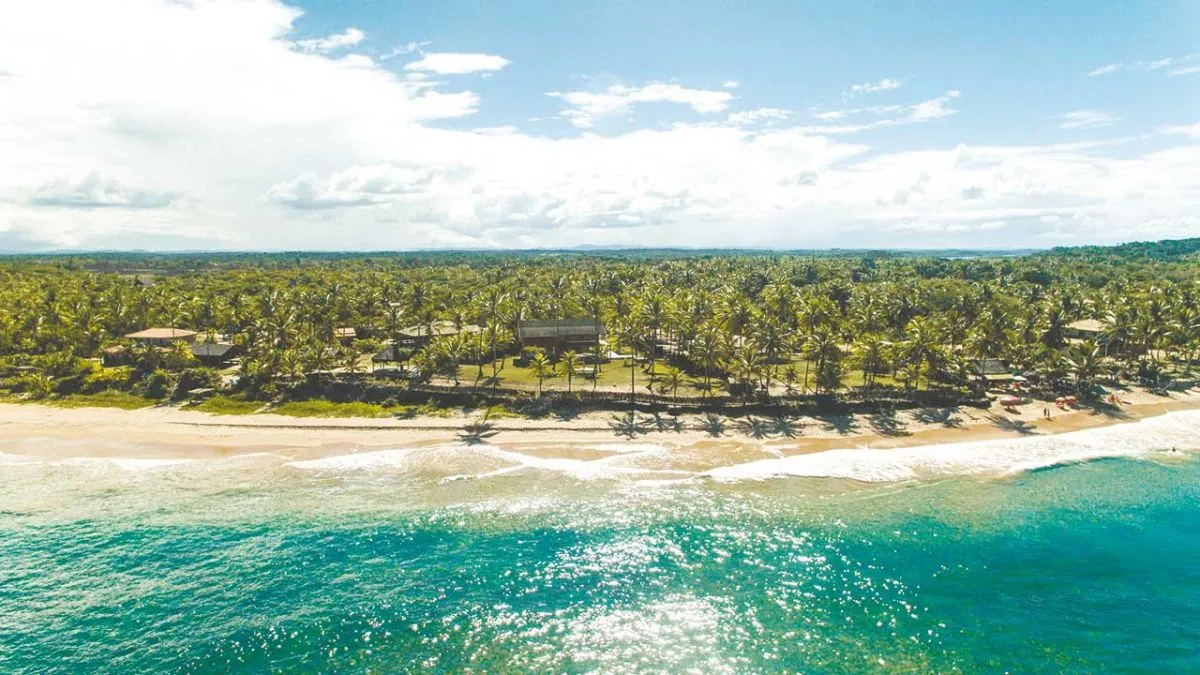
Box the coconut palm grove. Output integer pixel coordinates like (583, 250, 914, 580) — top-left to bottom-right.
(2, 238, 1198, 417)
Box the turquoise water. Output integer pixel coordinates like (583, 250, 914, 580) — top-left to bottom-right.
(3, 428, 1200, 672)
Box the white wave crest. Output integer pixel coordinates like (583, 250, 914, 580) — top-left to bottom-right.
(708, 409, 1200, 483)
(285, 448, 423, 471)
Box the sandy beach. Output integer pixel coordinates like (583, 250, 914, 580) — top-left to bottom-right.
(3, 386, 1198, 473)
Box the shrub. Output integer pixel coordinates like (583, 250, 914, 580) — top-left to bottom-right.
(194, 395, 261, 415)
(37, 351, 95, 378)
(173, 367, 221, 400)
(15, 373, 53, 399)
(83, 366, 135, 393)
(140, 369, 175, 400)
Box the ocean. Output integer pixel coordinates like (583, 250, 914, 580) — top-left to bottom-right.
(3, 411, 1200, 673)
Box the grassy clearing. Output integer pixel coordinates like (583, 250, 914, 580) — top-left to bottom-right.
(46, 391, 156, 410)
(269, 400, 390, 418)
(193, 395, 263, 415)
(478, 403, 524, 419)
(457, 356, 706, 393)
(453, 355, 907, 397)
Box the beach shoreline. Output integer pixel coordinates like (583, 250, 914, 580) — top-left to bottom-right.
(2, 386, 1198, 470)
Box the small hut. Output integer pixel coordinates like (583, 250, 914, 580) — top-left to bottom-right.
(970, 358, 1014, 384)
(395, 321, 482, 349)
(371, 344, 407, 371)
(190, 342, 242, 367)
(124, 327, 198, 347)
(1065, 319, 1108, 342)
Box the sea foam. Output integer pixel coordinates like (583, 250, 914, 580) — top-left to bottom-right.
(707, 409, 1200, 483)
(284, 442, 678, 481)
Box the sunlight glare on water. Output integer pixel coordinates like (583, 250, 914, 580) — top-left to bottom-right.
(3, 425, 1200, 672)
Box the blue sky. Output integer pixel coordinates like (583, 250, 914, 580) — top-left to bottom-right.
(291, 0, 1198, 141)
(0, 0, 1197, 250)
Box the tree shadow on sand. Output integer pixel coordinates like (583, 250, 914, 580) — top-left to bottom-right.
(458, 418, 500, 445)
(868, 409, 911, 437)
(770, 414, 802, 438)
(914, 407, 964, 428)
(986, 413, 1039, 435)
(737, 416, 775, 439)
(823, 414, 860, 435)
(610, 412, 652, 438)
(699, 413, 727, 437)
(650, 412, 683, 433)
(1085, 401, 1134, 421)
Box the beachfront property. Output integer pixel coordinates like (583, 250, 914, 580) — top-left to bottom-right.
(970, 358, 1014, 384)
(1065, 319, 1109, 342)
(370, 343, 406, 371)
(372, 321, 484, 370)
(395, 320, 482, 349)
(189, 342, 242, 368)
(516, 319, 605, 355)
(123, 327, 199, 347)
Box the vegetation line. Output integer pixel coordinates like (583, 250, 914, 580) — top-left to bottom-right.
(2, 237, 1196, 419)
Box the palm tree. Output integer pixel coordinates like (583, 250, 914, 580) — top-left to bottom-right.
(529, 351, 554, 396)
(482, 288, 508, 378)
(641, 293, 670, 383)
(803, 329, 840, 394)
(1064, 340, 1107, 398)
(724, 348, 764, 401)
(751, 317, 789, 395)
(658, 365, 686, 404)
(852, 333, 887, 391)
(691, 324, 723, 396)
(900, 316, 941, 391)
(561, 350, 579, 393)
(339, 348, 363, 374)
(612, 319, 643, 406)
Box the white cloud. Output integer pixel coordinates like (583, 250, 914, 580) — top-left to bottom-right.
(722, 80, 739, 89)
(1159, 123, 1200, 138)
(294, 27, 365, 53)
(909, 90, 959, 122)
(846, 78, 902, 96)
(28, 171, 177, 209)
(403, 52, 510, 75)
(547, 82, 735, 128)
(0, 1, 1197, 251)
(1056, 109, 1119, 130)
(1088, 63, 1121, 77)
(265, 164, 447, 209)
(799, 92, 959, 134)
(727, 108, 790, 126)
(1089, 54, 1199, 77)
(382, 41, 431, 60)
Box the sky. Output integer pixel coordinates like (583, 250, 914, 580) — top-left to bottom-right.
(1, 0, 1198, 252)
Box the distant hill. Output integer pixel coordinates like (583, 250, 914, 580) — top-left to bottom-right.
(1043, 237, 1200, 260)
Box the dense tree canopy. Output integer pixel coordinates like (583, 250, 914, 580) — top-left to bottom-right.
(1, 238, 1197, 405)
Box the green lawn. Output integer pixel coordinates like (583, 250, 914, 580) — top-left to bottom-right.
(455, 356, 900, 396)
(193, 395, 263, 415)
(455, 356, 711, 395)
(45, 391, 156, 410)
(268, 400, 391, 418)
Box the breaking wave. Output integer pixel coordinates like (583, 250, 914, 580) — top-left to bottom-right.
(707, 410, 1200, 483)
